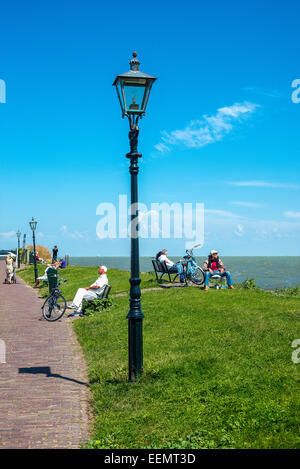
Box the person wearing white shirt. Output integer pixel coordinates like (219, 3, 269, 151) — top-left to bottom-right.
(156, 249, 185, 282)
(68, 265, 108, 314)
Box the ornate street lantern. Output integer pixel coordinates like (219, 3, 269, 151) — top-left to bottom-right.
(16, 230, 21, 268)
(113, 52, 157, 381)
(113, 51, 157, 128)
(29, 217, 37, 232)
(29, 217, 38, 280)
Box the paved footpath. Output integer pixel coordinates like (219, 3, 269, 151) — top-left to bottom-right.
(0, 261, 90, 448)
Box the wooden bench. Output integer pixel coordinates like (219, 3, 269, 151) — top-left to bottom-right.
(80, 284, 112, 315)
(99, 284, 111, 299)
(83, 284, 111, 303)
(152, 259, 180, 284)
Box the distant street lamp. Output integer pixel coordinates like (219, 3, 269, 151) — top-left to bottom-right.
(16, 230, 21, 268)
(113, 51, 157, 381)
(29, 217, 38, 281)
(22, 233, 26, 263)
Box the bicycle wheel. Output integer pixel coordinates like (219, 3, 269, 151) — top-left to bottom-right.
(42, 295, 66, 321)
(191, 266, 205, 285)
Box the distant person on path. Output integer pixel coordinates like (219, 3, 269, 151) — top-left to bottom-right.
(52, 245, 58, 263)
(156, 249, 185, 283)
(203, 250, 234, 290)
(5, 253, 15, 284)
(68, 265, 108, 315)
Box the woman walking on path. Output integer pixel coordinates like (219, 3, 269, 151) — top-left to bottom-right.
(5, 253, 15, 284)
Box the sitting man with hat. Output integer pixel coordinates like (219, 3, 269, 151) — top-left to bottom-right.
(68, 265, 108, 315)
(203, 250, 234, 291)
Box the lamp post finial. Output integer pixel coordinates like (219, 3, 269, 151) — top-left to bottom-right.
(130, 51, 140, 71)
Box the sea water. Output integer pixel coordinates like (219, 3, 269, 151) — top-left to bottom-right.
(69, 256, 300, 290)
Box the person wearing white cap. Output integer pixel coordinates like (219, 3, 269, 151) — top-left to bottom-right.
(68, 265, 108, 314)
(203, 250, 234, 290)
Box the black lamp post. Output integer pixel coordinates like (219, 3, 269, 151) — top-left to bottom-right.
(22, 233, 26, 263)
(29, 217, 38, 281)
(113, 51, 157, 381)
(16, 230, 21, 268)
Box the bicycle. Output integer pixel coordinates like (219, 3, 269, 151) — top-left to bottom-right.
(41, 278, 68, 322)
(179, 245, 205, 286)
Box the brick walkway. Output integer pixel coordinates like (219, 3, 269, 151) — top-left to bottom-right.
(0, 261, 90, 448)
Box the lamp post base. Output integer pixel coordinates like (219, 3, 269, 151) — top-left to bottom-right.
(128, 318, 143, 381)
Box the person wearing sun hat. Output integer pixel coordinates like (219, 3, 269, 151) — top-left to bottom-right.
(68, 265, 108, 314)
(203, 250, 234, 291)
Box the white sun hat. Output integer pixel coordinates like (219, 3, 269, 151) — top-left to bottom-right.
(100, 265, 107, 272)
(210, 250, 218, 255)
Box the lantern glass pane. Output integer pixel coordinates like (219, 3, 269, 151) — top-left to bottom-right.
(29, 220, 37, 231)
(116, 80, 125, 114)
(122, 79, 147, 113)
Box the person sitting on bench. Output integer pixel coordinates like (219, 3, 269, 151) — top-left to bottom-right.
(59, 258, 66, 269)
(33, 259, 63, 288)
(156, 249, 185, 283)
(68, 265, 108, 314)
(203, 250, 234, 290)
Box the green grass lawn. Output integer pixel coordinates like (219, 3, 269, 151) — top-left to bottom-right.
(18, 266, 300, 448)
(18, 264, 157, 300)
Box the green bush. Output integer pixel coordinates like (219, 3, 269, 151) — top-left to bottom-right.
(274, 285, 300, 297)
(81, 297, 113, 316)
(239, 278, 258, 290)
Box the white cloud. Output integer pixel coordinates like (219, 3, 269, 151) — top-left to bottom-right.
(284, 211, 300, 219)
(234, 224, 244, 237)
(154, 143, 170, 153)
(71, 231, 86, 240)
(206, 217, 300, 241)
(241, 86, 282, 99)
(229, 181, 300, 189)
(0, 231, 15, 239)
(231, 201, 265, 207)
(205, 209, 242, 218)
(154, 101, 259, 153)
(60, 225, 88, 240)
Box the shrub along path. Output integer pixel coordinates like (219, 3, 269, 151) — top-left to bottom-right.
(0, 261, 90, 449)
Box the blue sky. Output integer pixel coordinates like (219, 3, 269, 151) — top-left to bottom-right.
(0, 0, 299, 256)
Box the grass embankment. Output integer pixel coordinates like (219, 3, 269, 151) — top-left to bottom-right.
(18, 264, 157, 300)
(18, 266, 300, 449)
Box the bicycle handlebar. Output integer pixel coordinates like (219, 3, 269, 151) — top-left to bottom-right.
(58, 278, 68, 284)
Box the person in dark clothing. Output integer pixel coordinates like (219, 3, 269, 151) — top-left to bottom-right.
(52, 245, 58, 263)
